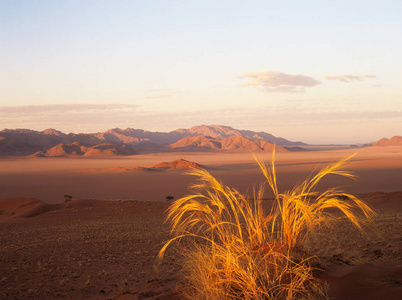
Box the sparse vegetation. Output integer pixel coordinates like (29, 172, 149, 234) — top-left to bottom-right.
(0, 200, 176, 299)
(159, 151, 375, 299)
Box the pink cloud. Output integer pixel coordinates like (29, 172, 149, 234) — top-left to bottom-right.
(0, 104, 138, 114)
(324, 74, 376, 82)
(239, 71, 321, 93)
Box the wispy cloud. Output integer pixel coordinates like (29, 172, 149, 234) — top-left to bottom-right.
(0, 104, 138, 114)
(128, 106, 402, 131)
(2, 104, 400, 129)
(238, 71, 321, 93)
(324, 74, 376, 82)
(0, 104, 139, 132)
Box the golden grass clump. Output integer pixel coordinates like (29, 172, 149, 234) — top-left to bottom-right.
(159, 151, 375, 299)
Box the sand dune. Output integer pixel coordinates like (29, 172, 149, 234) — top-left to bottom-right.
(0, 197, 54, 221)
(322, 262, 402, 300)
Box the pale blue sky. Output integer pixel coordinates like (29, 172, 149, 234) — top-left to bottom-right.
(1, 0, 401, 144)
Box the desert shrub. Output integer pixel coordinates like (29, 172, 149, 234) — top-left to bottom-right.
(159, 151, 374, 299)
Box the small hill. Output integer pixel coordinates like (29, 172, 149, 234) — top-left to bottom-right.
(169, 135, 287, 152)
(152, 158, 202, 170)
(373, 136, 402, 147)
(39, 142, 137, 157)
(0, 198, 54, 221)
(77, 158, 201, 173)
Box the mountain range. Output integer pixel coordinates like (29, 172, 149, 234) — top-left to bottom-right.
(0, 125, 399, 157)
(373, 136, 402, 147)
(91, 125, 304, 146)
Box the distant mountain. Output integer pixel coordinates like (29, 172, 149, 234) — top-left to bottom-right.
(42, 128, 66, 137)
(174, 125, 305, 146)
(93, 125, 305, 147)
(168, 136, 222, 152)
(169, 135, 287, 152)
(92, 128, 183, 145)
(0, 129, 117, 157)
(0, 128, 65, 156)
(373, 136, 402, 147)
(83, 143, 137, 157)
(64, 133, 104, 147)
(36, 142, 84, 157)
(0, 125, 302, 156)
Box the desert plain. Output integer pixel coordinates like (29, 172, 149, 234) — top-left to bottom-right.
(1, 146, 401, 299)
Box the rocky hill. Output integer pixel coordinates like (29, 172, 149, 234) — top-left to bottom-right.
(0, 129, 111, 157)
(373, 136, 402, 147)
(33, 142, 137, 157)
(0, 125, 301, 156)
(169, 135, 287, 152)
(174, 125, 305, 146)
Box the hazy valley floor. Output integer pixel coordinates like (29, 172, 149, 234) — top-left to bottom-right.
(0, 147, 401, 204)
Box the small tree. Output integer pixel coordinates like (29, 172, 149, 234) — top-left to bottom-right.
(64, 195, 72, 202)
(166, 196, 174, 201)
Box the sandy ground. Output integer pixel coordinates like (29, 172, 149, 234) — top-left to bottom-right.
(0, 147, 401, 299)
(0, 193, 401, 300)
